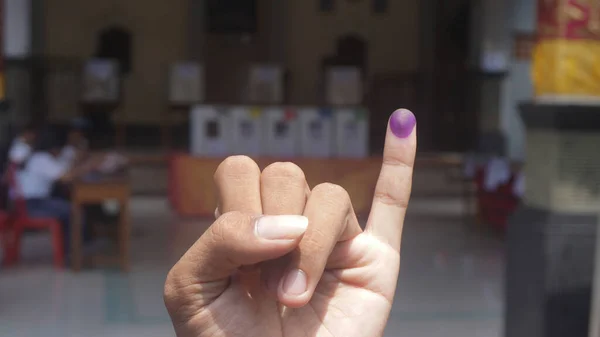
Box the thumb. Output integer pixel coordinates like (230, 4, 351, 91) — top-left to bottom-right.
(164, 212, 308, 314)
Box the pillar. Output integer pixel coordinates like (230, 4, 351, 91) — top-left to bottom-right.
(505, 1, 600, 337)
(470, 0, 512, 155)
(500, 0, 537, 161)
(3, 0, 32, 126)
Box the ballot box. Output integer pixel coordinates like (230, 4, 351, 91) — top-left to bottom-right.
(334, 108, 369, 158)
(190, 105, 232, 157)
(298, 107, 334, 158)
(230, 106, 264, 156)
(263, 107, 299, 157)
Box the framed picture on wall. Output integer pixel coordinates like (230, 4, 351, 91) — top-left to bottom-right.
(81, 58, 120, 103)
(169, 62, 204, 105)
(325, 66, 363, 106)
(247, 64, 284, 104)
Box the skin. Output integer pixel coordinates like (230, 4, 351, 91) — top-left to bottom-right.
(50, 148, 103, 183)
(164, 111, 417, 337)
(21, 130, 36, 145)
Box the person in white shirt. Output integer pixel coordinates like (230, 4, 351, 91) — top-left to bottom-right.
(18, 130, 99, 258)
(60, 117, 90, 167)
(8, 123, 37, 168)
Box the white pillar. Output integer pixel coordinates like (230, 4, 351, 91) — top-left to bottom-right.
(4, 0, 31, 58)
(470, 0, 512, 149)
(500, 0, 537, 161)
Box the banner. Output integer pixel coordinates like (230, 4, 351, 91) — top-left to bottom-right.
(533, 0, 600, 99)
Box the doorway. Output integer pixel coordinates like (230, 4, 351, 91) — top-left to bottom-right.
(431, 0, 477, 152)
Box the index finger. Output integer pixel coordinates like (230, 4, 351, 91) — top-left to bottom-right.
(365, 109, 417, 251)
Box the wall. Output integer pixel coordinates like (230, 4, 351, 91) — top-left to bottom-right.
(42, 0, 421, 122)
(200, 0, 283, 103)
(44, 0, 188, 124)
(285, 0, 420, 104)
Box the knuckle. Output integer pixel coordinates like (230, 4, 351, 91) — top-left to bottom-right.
(163, 267, 204, 326)
(212, 211, 249, 244)
(163, 268, 189, 315)
(373, 190, 410, 209)
(214, 155, 260, 182)
(382, 156, 412, 170)
(262, 162, 306, 182)
(163, 270, 178, 308)
(313, 183, 351, 203)
(374, 171, 412, 209)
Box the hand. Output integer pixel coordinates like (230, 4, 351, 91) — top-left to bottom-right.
(164, 109, 417, 337)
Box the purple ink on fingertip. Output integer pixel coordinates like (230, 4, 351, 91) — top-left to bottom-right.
(389, 109, 416, 139)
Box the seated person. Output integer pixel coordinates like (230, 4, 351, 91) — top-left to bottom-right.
(60, 117, 90, 167)
(17, 130, 100, 257)
(1, 124, 37, 206)
(8, 123, 37, 168)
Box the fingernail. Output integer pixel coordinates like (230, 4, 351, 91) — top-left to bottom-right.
(389, 109, 416, 138)
(282, 269, 307, 295)
(255, 215, 308, 240)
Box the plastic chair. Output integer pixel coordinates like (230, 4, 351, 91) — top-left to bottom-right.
(4, 165, 64, 268)
(0, 210, 14, 265)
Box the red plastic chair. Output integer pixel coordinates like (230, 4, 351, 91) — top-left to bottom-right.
(0, 210, 14, 265)
(4, 164, 64, 268)
(474, 166, 520, 232)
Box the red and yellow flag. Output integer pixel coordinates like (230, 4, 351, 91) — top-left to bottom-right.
(533, 0, 600, 98)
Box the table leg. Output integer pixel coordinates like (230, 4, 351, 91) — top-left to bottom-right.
(71, 202, 83, 271)
(161, 122, 172, 150)
(115, 124, 126, 149)
(462, 179, 473, 224)
(119, 199, 130, 272)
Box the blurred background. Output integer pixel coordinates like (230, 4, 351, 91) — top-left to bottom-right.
(1, 0, 599, 336)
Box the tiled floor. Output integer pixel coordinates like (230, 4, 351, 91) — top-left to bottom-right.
(0, 196, 504, 337)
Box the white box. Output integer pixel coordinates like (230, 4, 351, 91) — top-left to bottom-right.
(169, 62, 204, 105)
(82, 58, 120, 103)
(247, 64, 284, 104)
(334, 108, 369, 158)
(190, 105, 232, 157)
(298, 107, 334, 158)
(230, 106, 264, 156)
(325, 66, 363, 106)
(264, 107, 299, 157)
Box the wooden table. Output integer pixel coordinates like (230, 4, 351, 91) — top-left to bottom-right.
(168, 155, 383, 217)
(168, 153, 473, 219)
(70, 175, 131, 271)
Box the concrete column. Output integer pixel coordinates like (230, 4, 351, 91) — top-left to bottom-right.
(505, 3, 600, 337)
(470, 0, 512, 155)
(506, 104, 600, 337)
